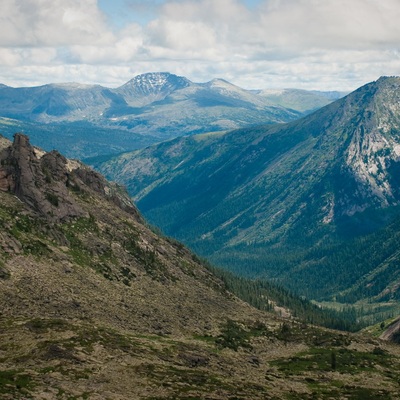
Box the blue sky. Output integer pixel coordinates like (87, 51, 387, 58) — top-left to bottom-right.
(0, 0, 399, 91)
(98, 0, 162, 27)
(112, 0, 265, 30)
(98, 0, 262, 26)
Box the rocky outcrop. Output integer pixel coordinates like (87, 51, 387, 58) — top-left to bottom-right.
(0, 133, 85, 221)
(380, 317, 400, 343)
(0, 133, 141, 222)
(74, 165, 141, 219)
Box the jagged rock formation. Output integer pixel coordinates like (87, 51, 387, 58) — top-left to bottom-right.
(0, 134, 138, 222)
(0, 134, 83, 220)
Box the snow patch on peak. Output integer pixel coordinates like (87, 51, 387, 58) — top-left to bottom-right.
(131, 72, 170, 86)
(122, 72, 190, 92)
(116, 72, 191, 107)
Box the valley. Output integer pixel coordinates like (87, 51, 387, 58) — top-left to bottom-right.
(2, 0, 399, 397)
(96, 76, 400, 323)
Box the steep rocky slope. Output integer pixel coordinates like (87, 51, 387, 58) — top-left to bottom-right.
(96, 77, 400, 305)
(380, 317, 400, 343)
(1, 133, 400, 399)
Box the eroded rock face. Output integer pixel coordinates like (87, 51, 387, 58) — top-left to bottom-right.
(0, 168, 10, 191)
(0, 133, 85, 221)
(74, 166, 141, 218)
(0, 133, 141, 222)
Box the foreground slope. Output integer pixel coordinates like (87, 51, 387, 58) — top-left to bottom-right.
(96, 76, 400, 305)
(0, 133, 259, 337)
(1, 134, 400, 399)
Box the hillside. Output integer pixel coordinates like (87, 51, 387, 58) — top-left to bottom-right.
(1, 133, 255, 338)
(0, 73, 344, 159)
(1, 133, 400, 399)
(95, 76, 400, 309)
(256, 88, 346, 112)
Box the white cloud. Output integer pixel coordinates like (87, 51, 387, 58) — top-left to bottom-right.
(0, 0, 399, 90)
(255, 0, 400, 50)
(0, 0, 113, 46)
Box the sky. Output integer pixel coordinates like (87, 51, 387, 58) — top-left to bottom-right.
(0, 0, 399, 91)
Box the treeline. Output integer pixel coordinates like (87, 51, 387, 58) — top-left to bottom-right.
(204, 262, 363, 332)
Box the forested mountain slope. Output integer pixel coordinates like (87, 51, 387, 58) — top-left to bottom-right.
(96, 76, 400, 305)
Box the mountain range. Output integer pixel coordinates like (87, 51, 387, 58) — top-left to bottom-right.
(0, 72, 345, 158)
(3, 133, 400, 398)
(95, 76, 400, 313)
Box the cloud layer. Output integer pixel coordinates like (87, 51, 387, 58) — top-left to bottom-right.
(0, 0, 399, 90)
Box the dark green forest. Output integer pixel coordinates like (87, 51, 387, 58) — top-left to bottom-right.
(209, 207, 400, 305)
(192, 254, 379, 332)
(204, 261, 398, 332)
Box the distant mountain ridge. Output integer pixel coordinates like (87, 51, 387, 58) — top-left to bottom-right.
(0, 72, 345, 158)
(256, 88, 347, 112)
(96, 76, 400, 307)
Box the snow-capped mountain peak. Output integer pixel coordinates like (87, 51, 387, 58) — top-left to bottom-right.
(116, 72, 191, 106)
(119, 72, 190, 95)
